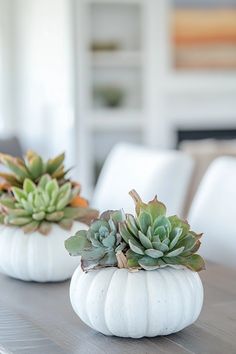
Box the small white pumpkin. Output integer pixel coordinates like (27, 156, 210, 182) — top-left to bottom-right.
(0, 221, 87, 282)
(70, 265, 203, 338)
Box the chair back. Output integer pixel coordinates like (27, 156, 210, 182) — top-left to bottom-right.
(189, 156, 236, 268)
(92, 143, 194, 216)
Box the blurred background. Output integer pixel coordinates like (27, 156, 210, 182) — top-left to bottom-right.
(0, 0, 236, 198)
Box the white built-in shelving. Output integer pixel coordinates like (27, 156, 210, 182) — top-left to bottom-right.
(73, 0, 236, 196)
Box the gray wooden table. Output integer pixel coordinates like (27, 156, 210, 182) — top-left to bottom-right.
(0, 262, 236, 354)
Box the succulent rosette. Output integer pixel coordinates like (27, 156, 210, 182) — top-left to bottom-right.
(65, 210, 127, 270)
(0, 175, 98, 235)
(119, 190, 204, 272)
(0, 150, 68, 188)
(0, 150, 98, 235)
(65, 190, 205, 272)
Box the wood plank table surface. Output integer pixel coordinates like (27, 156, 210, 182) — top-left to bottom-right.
(0, 262, 236, 354)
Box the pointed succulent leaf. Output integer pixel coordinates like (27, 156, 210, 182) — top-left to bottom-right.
(22, 221, 40, 234)
(138, 230, 153, 249)
(51, 166, 66, 179)
(108, 218, 116, 232)
(169, 227, 182, 249)
(23, 179, 36, 194)
(59, 218, 73, 230)
(138, 211, 152, 234)
(34, 194, 45, 210)
(153, 216, 171, 233)
(46, 205, 55, 213)
(20, 199, 34, 213)
(38, 174, 51, 189)
(56, 193, 71, 211)
(26, 150, 39, 162)
(138, 256, 163, 270)
(49, 189, 59, 206)
(176, 234, 196, 251)
(38, 221, 52, 235)
(169, 216, 190, 239)
(152, 241, 169, 252)
(129, 190, 166, 219)
(147, 226, 152, 240)
(153, 225, 166, 239)
(0, 172, 21, 187)
(165, 246, 185, 257)
(46, 179, 59, 197)
(126, 214, 139, 236)
(1, 156, 29, 181)
(46, 152, 65, 174)
(6, 208, 30, 217)
(41, 191, 50, 207)
(178, 254, 205, 272)
(9, 217, 32, 226)
(186, 239, 201, 255)
(27, 155, 44, 179)
(119, 222, 142, 246)
(32, 211, 46, 221)
(126, 249, 141, 268)
(129, 240, 145, 255)
(144, 249, 164, 259)
(0, 198, 16, 209)
(12, 187, 27, 202)
(46, 211, 64, 221)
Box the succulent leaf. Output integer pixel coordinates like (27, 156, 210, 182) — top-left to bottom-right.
(46, 153, 65, 174)
(27, 155, 44, 179)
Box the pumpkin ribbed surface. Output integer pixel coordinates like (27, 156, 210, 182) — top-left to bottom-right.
(0, 222, 86, 282)
(70, 266, 203, 338)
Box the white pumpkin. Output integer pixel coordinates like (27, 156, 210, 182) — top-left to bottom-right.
(0, 221, 87, 282)
(70, 265, 203, 338)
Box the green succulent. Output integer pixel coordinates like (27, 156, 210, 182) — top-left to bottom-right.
(119, 190, 205, 272)
(0, 150, 68, 188)
(65, 210, 127, 271)
(0, 175, 98, 235)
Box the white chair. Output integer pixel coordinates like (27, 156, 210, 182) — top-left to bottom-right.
(92, 143, 194, 216)
(188, 156, 236, 269)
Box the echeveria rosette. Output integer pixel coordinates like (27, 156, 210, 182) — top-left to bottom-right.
(119, 190, 205, 272)
(0, 175, 98, 235)
(0, 150, 68, 188)
(65, 210, 127, 271)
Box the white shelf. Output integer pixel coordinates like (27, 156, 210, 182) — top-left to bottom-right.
(89, 51, 142, 68)
(84, 0, 142, 4)
(88, 110, 143, 131)
(165, 72, 236, 94)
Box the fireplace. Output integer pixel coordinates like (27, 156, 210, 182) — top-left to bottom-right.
(177, 128, 236, 148)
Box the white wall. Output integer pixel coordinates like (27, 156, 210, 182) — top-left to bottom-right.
(16, 0, 75, 162)
(0, 0, 17, 135)
(0, 0, 76, 169)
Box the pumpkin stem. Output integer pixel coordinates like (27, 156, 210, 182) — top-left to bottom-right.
(116, 251, 128, 269)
